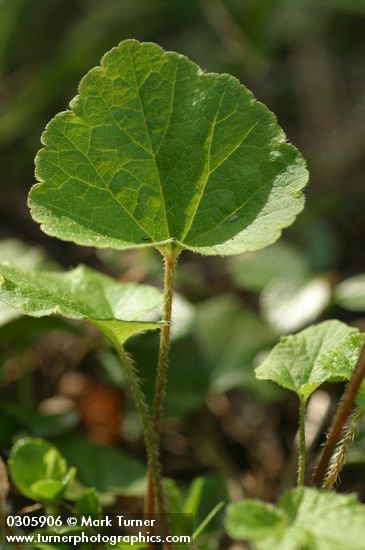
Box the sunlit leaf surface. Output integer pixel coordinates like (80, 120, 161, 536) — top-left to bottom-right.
(30, 39, 308, 256)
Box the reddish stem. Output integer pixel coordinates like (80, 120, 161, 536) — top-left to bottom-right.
(312, 342, 365, 487)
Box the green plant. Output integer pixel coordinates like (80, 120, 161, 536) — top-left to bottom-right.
(256, 320, 365, 484)
(223, 319, 365, 549)
(2, 37, 365, 550)
(5, 436, 224, 549)
(0, 263, 163, 516)
(0, 38, 308, 527)
(4, 437, 102, 549)
(225, 487, 365, 550)
(9, 438, 76, 504)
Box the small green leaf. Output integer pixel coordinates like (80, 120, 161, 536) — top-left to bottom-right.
(31, 478, 72, 502)
(8, 438, 74, 503)
(164, 478, 183, 514)
(183, 474, 227, 535)
(30, 39, 307, 256)
(335, 274, 365, 311)
(0, 263, 162, 344)
(225, 487, 365, 550)
(255, 320, 364, 398)
(182, 477, 206, 516)
(193, 501, 225, 541)
(75, 487, 102, 517)
(318, 331, 365, 381)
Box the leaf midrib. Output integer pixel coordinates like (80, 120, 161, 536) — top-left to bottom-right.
(127, 46, 171, 241)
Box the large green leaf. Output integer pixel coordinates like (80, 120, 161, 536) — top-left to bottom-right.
(225, 487, 365, 550)
(0, 264, 161, 344)
(30, 39, 307, 256)
(255, 320, 364, 398)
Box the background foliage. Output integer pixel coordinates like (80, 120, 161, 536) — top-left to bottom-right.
(1, 1, 365, 548)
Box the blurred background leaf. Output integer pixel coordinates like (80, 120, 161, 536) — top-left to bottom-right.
(1, 0, 365, 522)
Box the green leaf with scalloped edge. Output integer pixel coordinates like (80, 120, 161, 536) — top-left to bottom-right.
(29, 39, 308, 256)
(255, 320, 364, 398)
(0, 263, 162, 344)
(225, 487, 365, 550)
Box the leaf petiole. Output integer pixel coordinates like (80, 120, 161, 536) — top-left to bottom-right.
(297, 395, 307, 486)
(144, 250, 179, 520)
(312, 342, 365, 487)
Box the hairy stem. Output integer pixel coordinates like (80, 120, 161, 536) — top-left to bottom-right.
(115, 347, 164, 514)
(312, 342, 365, 487)
(145, 251, 178, 522)
(144, 470, 155, 516)
(297, 396, 307, 486)
(144, 250, 178, 550)
(322, 407, 365, 491)
(152, 251, 178, 440)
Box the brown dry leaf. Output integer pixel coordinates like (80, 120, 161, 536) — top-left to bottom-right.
(59, 372, 126, 445)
